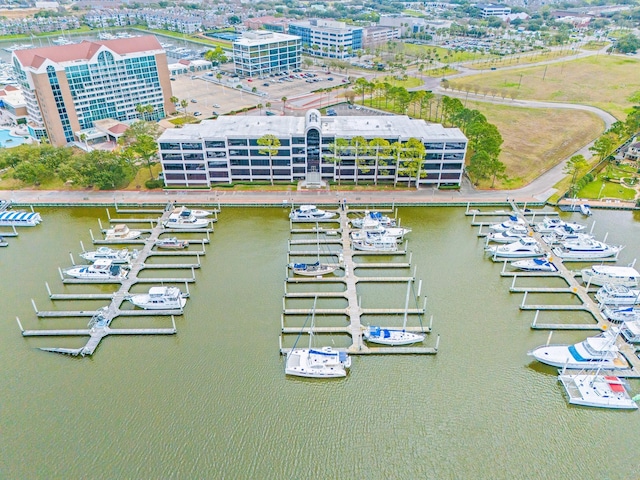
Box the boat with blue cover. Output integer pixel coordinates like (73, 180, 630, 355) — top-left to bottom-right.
(528, 328, 629, 370)
(602, 306, 640, 324)
(0, 210, 41, 226)
(289, 261, 338, 276)
(488, 215, 527, 233)
(511, 257, 558, 272)
(351, 211, 396, 228)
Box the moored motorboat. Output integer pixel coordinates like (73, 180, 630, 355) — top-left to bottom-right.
(104, 224, 141, 241)
(558, 372, 637, 409)
(552, 237, 622, 260)
(533, 217, 585, 233)
(80, 246, 133, 264)
(289, 261, 338, 276)
(64, 258, 129, 280)
(486, 225, 529, 244)
(355, 216, 411, 239)
(0, 236, 7, 247)
(594, 284, 640, 306)
(579, 204, 592, 216)
(528, 329, 629, 370)
(171, 205, 212, 218)
(352, 235, 398, 253)
(511, 257, 558, 272)
(620, 319, 640, 344)
(289, 205, 336, 221)
(601, 306, 640, 324)
(488, 215, 527, 233)
(485, 237, 544, 258)
(155, 237, 189, 249)
(351, 211, 396, 228)
(127, 286, 188, 310)
(0, 210, 42, 227)
(581, 265, 640, 288)
(162, 210, 210, 229)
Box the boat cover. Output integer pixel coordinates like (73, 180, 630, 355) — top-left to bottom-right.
(605, 376, 625, 393)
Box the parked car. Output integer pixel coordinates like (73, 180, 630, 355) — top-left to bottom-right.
(191, 99, 197, 103)
(327, 77, 334, 81)
(194, 111, 201, 116)
(213, 104, 220, 108)
(263, 82, 270, 86)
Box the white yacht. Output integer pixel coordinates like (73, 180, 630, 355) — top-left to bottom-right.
(289, 205, 336, 221)
(163, 210, 210, 229)
(127, 286, 188, 310)
(354, 215, 411, 239)
(511, 257, 558, 272)
(352, 235, 398, 253)
(155, 237, 189, 249)
(533, 217, 586, 233)
(64, 259, 128, 280)
(485, 237, 544, 258)
(595, 284, 640, 306)
(289, 261, 338, 277)
(528, 329, 629, 370)
(488, 215, 527, 233)
(581, 265, 640, 288)
(552, 237, 622, 260)
(621, 319, 640, 344)
(171, 205, 212, 218)
(558, 372, 638, 409)
(351, 211, 396, 228)
(80, 247, 133, 264)
(602, 306, 640, 324)
(104, 224, 141, 241)
(486, 225, 529, 244)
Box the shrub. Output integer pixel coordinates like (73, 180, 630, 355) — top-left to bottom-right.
(145, 179, 164, 189)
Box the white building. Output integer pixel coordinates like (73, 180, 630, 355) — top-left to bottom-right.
(232, 31, 301, 78)
(379, 16, 427, 37)
(476, 4, 512, 18)
(158, 109, 468, 188)
(288, 19, 364, 59)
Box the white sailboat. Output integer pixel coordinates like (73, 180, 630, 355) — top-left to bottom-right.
(289, 225, 338, 276)
(363, 280, 425, 345)
(285, 297, 351, 378)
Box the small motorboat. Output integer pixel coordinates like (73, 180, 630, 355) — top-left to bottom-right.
(155, 237, 189, 249)
(579, 204, 592, 216)
(0, 236, 7, 247)
(80, 247, 133, 264)
(104, 224, 141, 241)
(127, 286, 188, 310)
(511, 257, 558, 272)
(289, 205, 336, 221)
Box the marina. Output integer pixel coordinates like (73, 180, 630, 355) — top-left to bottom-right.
(15, 203, 215, 356)
(2, 204, 640, 479)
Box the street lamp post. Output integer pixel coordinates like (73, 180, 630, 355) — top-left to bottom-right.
(598, 181, 606, 200)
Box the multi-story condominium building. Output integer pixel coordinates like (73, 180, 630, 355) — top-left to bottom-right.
(232, 31, 301, 77)
(363, 26, 400, 47)
(476, 3, 512, 18)
(288, 19, 363, 59)
(158, 109, 467, 188)
(12, 36, 175, 146)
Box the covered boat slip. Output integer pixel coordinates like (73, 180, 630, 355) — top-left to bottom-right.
(16, 202, 214, 357)
(0, 210, 42, 226)
(471, 200, 640, 379)
(281, 207, 439, 358)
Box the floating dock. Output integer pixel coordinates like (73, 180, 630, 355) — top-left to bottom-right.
(18, 202, 215, 357)
(281, 206, 438, 356)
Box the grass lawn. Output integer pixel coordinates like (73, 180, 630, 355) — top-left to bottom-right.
(577, 177, 637, 200)
(455, 55, 640, 120)
(464, 49, 577, 70)
(466, 101, 605, 189)
(581, 41, 610, 51)
(399, 44, 492, 63)
(372, 75, 423, 88)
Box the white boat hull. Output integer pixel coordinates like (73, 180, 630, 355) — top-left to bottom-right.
(528, 345, 628, 370)
(285, 348, 350, 378)
(363, 327, 424, 345)
(289, 263, 338, 276)
(558, 374, 637, 409)
(128, 295, 187, 310)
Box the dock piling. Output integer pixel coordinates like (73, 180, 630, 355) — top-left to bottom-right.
(417, 279, 422, 298)
(69, 252, 75, 266)
(521, 291, 528, 309)
(532, 309, 539, 327)
(546, 329, 553, 346)
(16, 316, 24, 333)
(98, 218, 103, 231)
(435, 334, 440, 352)
(58, 267, 64, 281)
(45, 282, 52, 298)
(106, 208, 111, 220)
(31, 298, 37, 314)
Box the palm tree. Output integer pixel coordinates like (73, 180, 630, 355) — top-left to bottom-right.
(350, 136, 367, 186)
(170, 96, 179, 115)
(329, 138, 349, 185)
(257, 134, 281, 185)
(368, 138, 390, 185)
(281, 96, 287, 113)
(180, 99, 189, 119)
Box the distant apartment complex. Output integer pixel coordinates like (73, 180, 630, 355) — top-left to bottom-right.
(158, 109, 468, 188)
(12, 36, 174, 147)
(232, 31, 301, 77)
(288, 19, 363, 58)
(379, 16, 427, 37)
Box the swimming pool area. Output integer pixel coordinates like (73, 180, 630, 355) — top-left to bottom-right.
(0, 128, 28, 148)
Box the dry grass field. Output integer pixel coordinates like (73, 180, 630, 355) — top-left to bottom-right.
(465, 100, 605, 189)
(457, 55, 640, 120)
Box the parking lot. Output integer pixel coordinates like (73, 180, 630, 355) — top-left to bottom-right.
(169, 68, 349, 119)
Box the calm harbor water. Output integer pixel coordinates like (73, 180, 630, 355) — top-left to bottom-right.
(1, 205, 639, 479)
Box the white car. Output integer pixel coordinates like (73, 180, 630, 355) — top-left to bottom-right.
(213, 104, 220, 108)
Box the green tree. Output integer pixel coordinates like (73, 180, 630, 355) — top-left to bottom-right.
(563, 154, 589, 197)
(368, 138, 391, 185)
(328, 138, 349, 185)
(398, 138, 425, 187)
(204, 46, 228, 65)
(257, 134, 281, 185)
(350, 136, 368, 185)
(118, 121, 162, 178)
